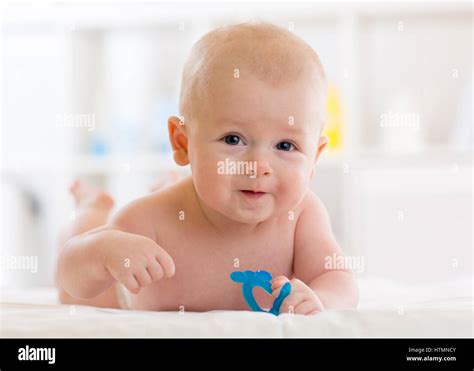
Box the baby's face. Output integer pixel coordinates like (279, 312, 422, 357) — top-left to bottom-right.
(187, 74, 325, 224)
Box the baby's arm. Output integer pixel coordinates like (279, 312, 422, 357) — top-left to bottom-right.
(57, 198, 175, 299)
(272, 192, 358, 314)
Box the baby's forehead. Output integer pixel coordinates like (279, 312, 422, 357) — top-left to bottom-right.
(204, 72, 325, 134)
(206, 92, 323, 139)
(211, 115, 320, 135)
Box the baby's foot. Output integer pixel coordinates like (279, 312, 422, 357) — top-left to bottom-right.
(149, 170, 181, 192)
(69, 178, 114, 212)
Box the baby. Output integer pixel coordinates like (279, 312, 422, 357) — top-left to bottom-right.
(56, 22, 358, 315)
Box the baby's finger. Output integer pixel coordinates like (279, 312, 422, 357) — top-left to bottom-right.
(147, 259, 165, 281)
(288, 278, 309, 292)
(271, 276, 290, 291)
(134, 269, 153, 287)
(122, 275, 140, 294)
(294, 299, 321, 315)
(154, 249, 175, 278)
(279, 292, 307, 314)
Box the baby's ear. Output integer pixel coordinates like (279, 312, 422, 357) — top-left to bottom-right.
(311, 135, 329, 178)
(168, 116, 189, 166)
(315, 135, 328, 163)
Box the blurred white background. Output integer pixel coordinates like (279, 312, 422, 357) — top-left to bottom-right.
(0, 2, 472, 289)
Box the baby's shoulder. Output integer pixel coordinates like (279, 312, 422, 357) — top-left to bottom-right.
(110, 176, 190, 239)
(293, 189, 332, 238)
(291, 189, 331, 233)
(295, 189, 325, 218)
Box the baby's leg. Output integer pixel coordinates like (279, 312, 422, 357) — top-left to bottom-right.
(55, 179, 119, 308)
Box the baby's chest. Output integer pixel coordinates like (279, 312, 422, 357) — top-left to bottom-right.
(136, 229, 295, 311)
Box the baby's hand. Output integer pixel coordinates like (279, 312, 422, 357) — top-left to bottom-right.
(271, 276, 325, 315)
(100, 230, 175, 294)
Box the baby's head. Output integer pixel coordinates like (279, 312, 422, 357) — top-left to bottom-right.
(168, 21, 328, 224)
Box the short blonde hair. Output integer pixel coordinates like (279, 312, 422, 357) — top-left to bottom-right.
(179, 21, 327, 124)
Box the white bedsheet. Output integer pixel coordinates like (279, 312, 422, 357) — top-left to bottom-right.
(1, 277, 472, 338)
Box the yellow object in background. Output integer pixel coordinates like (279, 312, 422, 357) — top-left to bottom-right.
(323, 84, 344, 151)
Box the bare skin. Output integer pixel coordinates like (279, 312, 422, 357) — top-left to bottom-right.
(56, 176, 294, 311)
(55, 179, 119, 308)
(56, 76, 359, 314)
(56, 168, 357, 313)
(55, 23, 359, 314)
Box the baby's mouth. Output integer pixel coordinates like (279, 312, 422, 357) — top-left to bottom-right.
(240, 190, 267, 199)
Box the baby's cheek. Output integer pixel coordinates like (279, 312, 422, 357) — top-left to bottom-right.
(190, 154, 215, 187)
(193, 154, 232, 201)
(192, 148, 218, 174)
(277, 167, 309, 204)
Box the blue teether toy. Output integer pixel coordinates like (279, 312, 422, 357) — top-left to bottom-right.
(230, 270, 292, 315)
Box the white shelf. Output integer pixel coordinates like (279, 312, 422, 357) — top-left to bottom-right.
(3, 3, 471, 28)
(1, 154, 182, 175)
(2, 2, 471, 175)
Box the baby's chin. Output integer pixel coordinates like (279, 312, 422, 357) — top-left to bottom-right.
(214, 201, 277, 225)
(225, 209, 272, 225)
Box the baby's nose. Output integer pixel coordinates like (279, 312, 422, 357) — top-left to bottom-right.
(254, 158, 272, 177)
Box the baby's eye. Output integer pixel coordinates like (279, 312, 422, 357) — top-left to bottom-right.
(223, 134, 245, 146)
(276, 141, 296, 151)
